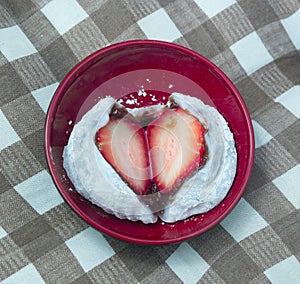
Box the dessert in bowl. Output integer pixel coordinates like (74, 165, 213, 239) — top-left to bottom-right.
(63, 92, 237, 224)
(45, 40, 254, 244)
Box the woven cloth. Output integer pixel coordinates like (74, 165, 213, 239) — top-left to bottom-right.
(1, 1, 300, 283)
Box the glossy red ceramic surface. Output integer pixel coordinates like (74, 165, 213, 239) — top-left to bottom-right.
(45, 40, 254, 245)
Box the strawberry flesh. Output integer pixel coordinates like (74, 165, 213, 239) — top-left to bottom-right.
(96, 114, 152, 195)
(147, 107, 205, 193)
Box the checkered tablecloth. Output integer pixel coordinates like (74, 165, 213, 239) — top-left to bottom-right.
(1, 0, 300, 283)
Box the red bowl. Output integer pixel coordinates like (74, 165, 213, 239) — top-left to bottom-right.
(45, 40, 254, 245)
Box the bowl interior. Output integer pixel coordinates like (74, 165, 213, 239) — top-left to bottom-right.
(45, 41, 254, 244)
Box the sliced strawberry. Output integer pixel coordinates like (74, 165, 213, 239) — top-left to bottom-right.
(147, 107, 205, 193)
(96, 114, 152, 195)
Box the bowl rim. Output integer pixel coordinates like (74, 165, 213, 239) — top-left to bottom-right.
(45, 39, 255, 245)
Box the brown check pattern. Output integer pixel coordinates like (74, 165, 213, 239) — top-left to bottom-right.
(1, 0, 300, 283)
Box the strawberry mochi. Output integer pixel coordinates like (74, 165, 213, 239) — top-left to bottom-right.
(63, 93, 237, 224)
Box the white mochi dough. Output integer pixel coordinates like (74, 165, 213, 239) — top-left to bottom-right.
(159, 93, 237, 222)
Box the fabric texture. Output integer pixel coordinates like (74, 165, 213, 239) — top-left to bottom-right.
(0, 0, 300, 283)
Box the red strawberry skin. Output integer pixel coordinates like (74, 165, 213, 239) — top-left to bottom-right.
(96, 117, 152, 195)
(147, 107, 205, 193)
